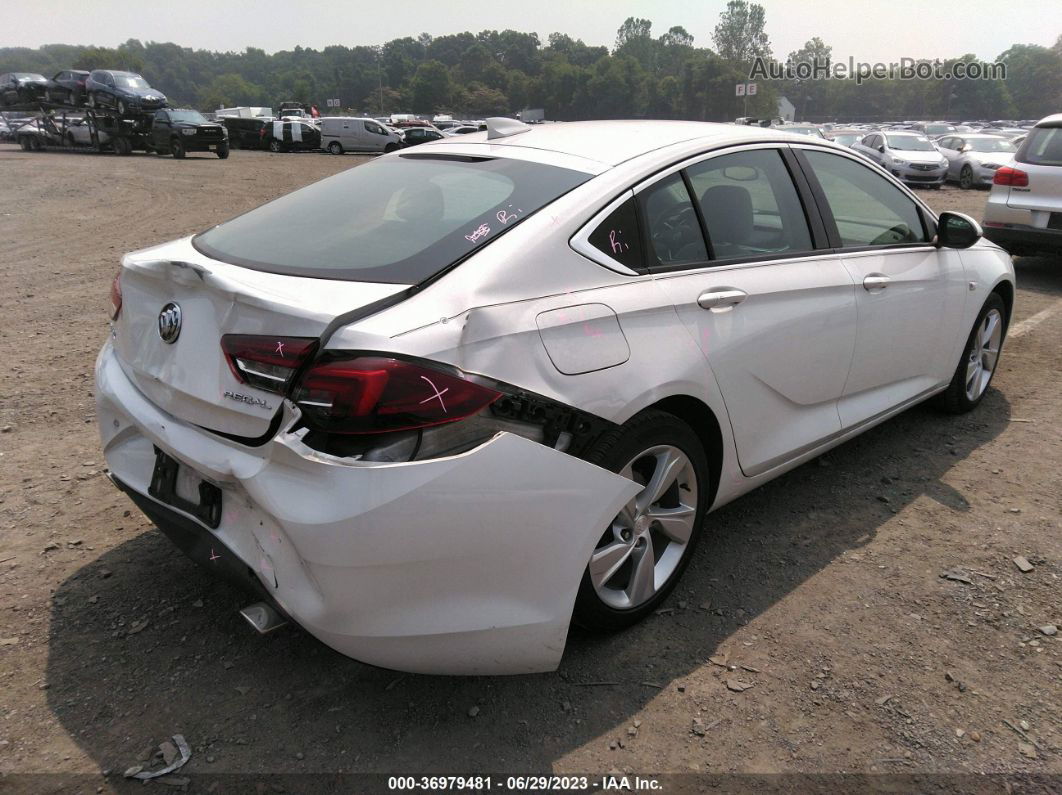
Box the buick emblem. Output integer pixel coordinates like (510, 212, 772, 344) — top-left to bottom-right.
(157, 302, 182, 344)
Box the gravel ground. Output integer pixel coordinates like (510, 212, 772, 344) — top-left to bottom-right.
(0, 145, 1059, 792)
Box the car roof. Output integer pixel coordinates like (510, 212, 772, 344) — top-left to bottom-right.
(1035, 113, 1062, 127)
(420, 120, 817, 168)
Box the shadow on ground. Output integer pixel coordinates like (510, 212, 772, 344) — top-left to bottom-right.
(43, 389, 1010, 777)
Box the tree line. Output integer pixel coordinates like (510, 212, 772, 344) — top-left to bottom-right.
(2, 1, 1060, 121)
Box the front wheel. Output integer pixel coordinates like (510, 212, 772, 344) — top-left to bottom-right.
(935, 293, 1007, 414)
(116, 99, 127, 115)
(268, 138, 282, 153)
(216, 144, 229, 159)
(328, 141, 343, 155)
(383, 142, 399, 153)
(959, 166, 975, 190)
(171, 138, 185, 159)
(573, 410, 709, 632)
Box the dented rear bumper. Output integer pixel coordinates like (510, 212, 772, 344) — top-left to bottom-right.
(95, 341, 639, 675)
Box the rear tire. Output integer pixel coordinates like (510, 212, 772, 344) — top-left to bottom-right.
(959, 166, 974, 190)
(117, 99, 127, 116)
(384, 142, 398, 153)
(328, 141, 343, 155)
(572, 410, 710, 632)
(935, 293, 1007, 414)
(268, 138, 282, 153)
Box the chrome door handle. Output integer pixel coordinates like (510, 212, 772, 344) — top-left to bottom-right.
(697, 288, 748, 310)
(862, 274, 891, 291)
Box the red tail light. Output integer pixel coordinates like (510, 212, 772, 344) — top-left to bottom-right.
(221, 335, 318, 393)
(109, 270, 122, 320)
(993, 166, 1028, 187)
(293, 356, 502, 435)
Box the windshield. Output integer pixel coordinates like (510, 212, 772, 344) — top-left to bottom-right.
(115, 75, 149, 89)
(169, 110, 207, 124)
(195, 155, 592, 283)
(886, 135, 935, 151)
(967, 137, 1017, 153)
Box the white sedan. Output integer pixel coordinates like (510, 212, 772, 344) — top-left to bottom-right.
(95, 118, 1015, 675)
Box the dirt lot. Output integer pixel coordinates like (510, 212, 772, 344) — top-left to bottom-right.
(0, 144, 1059, 792)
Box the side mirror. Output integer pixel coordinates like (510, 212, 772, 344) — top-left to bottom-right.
(961, 144, 972, 152)
(878, 145, 886, 153)
(936, 211, 982, 249)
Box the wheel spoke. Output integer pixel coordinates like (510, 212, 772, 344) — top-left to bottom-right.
(588, 542, 633, 589)
(638, 449, 685, 511)
(981, 312, 999, 347)
(966, 357, 980, 389)
(982, 346, 999, 371)
(627, 543, 657, 605)
(647, 504, 696, 544)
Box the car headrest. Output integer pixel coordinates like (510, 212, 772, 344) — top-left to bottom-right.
(700, 184, 754, 245)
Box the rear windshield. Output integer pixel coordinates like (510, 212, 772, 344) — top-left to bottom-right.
(1017, 125, 1062, 166)
(194, 155, 591, 283)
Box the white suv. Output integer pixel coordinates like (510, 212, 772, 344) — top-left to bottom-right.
(983, 113, 1062, 255)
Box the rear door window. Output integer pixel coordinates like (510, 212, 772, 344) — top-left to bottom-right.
(687, 149, 813, 260)
(195, 155, 592, 283)
(639, 173, 707, 268)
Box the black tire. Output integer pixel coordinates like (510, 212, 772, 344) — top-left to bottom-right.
(384, 142, 398, 153)
(117, 99, 127, 116)
(18, 136, 31, 151)
(328, 141, 343, 155)
(935, 292, 1008, 414)
(171, 137, 185, 159)
(216, 144, 229, 159)
(572, 410, 710, 632)
(268, 138, 283, 153)
(959, 166, 974, 190)
(116, 137, 132, 156)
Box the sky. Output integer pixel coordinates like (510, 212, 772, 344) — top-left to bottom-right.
(5, 0, 1061, 62)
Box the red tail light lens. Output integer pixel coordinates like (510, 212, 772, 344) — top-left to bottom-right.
(993, 166, 1029, 187)
(293, 356, 502, 435)
(109, 270, 122, 320)
(221, 335, 318, 394)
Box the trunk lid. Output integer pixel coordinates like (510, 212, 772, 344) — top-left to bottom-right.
(113, 236, 410, 438)
(1008, 123, 1062, 213)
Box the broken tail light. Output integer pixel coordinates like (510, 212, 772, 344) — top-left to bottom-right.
(221, 335, 318, 394)
(293, 355, 502, 435)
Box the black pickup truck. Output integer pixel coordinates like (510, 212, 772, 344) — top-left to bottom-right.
(150, 108, 228, 158)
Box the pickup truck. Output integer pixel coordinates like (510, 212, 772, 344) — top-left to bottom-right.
(150, 108, 228, 158)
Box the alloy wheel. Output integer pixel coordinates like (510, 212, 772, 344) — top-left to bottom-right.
(965, 308, 1002, 401)
(589, 445, 698, 610)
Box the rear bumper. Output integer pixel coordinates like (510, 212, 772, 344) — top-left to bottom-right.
(982, 224, 1062, 253)
(95, 342, 637, 674)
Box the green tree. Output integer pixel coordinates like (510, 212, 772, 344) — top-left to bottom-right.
(408, 59, 452, 112)
(712, 1, 771, 64)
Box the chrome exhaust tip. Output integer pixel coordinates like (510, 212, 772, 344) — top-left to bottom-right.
(239, 602, 287, 634)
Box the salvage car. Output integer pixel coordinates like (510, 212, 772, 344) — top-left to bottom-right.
(983, 113, 1062, 255)
(261, 118, 320, 152)
(936, 133, 1017, 189)
(0, 72, 49, 106)
(46, 70, 91, 105)
(86, 70, 167, 115)
(398, 126, 444, 147)
(96, 118, 1015, 675)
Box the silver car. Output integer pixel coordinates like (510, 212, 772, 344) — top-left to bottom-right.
(983, 113, 1062, 255)
(936, 134, 1016, 189)
(853, 131, 949, 188)
(95, 119, 1013, 675)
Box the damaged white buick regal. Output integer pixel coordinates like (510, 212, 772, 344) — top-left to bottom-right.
(96, 118, 1014, 675)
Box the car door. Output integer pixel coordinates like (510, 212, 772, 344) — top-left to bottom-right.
(647, 145, 860, 476)
(794, 146, 968, 427)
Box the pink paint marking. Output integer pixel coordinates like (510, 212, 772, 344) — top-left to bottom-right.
(275, 340, 286, 358)
(209, 548, 220, 562)
(496, 210, 517, 225)
(464, 223, 490, 243)
(418, 375, 449, 413)
(609, 229, 630, 254)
